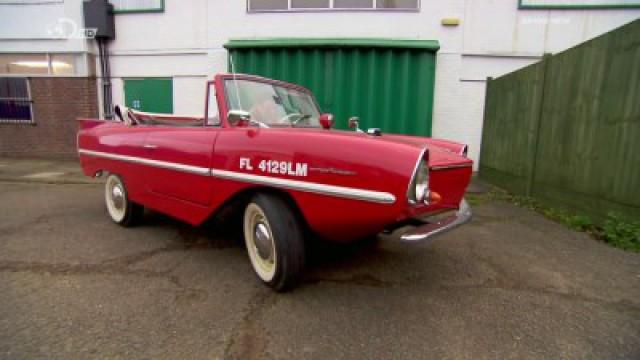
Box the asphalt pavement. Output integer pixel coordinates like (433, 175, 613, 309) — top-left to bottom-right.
(0, 159, 638, 359)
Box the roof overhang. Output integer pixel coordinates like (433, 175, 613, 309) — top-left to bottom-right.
(224, 38, 440, 51)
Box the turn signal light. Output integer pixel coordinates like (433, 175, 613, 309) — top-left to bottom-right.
(428, 191, 441, 204)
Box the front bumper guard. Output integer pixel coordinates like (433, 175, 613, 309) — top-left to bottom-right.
(399, 199, 472, 242)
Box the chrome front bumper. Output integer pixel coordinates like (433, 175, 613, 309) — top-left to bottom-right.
(399, 199, 472, 242)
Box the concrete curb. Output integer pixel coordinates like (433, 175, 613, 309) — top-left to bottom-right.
(0, 177, 102, 185)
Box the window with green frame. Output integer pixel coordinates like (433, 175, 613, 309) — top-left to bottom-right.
(110, 0, 165, 14)
(519, 0, 640, 9)
(247, 0, 420, 12)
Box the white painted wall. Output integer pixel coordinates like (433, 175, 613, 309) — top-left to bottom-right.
(2, 0, 639, 168)
(172, 76, 207, 116)
(0, 0, 89, 53)
(457, 4, 639, 166)
(463, 2, 640, 56)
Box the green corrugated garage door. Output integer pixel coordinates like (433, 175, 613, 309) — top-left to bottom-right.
(224, 39, 439, 136)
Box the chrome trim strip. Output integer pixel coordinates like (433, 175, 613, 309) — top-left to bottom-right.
(400, 199, 472, 241)
(430, 164, 473, 171)
(78, 148, 396, 204)
(78, 149, 211, 176)
(210, 168, 396, 204)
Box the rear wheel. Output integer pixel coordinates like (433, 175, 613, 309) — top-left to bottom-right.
(105, 174, 143, 227)
(243, 194, 305, 291)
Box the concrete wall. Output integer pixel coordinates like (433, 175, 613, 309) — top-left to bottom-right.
(1, 0, 639, 166)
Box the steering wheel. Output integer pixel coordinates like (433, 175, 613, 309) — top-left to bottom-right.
(249, 119, 269, 128)
(281, 113, 311, 126)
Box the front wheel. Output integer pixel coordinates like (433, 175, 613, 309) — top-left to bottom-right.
(243, 194, 305, 291)
(105, 174, 143, 227)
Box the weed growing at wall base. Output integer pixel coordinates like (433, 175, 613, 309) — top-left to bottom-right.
(602, 214, 640, 252)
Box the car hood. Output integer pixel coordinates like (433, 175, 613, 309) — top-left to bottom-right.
(374, 133, 471, 168)
(289, 128, 472, 168)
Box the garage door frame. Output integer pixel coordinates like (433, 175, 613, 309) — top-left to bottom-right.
(224, 38, 439, 136)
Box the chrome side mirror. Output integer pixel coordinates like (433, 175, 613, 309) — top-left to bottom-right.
(227, 110, 251, 127)
(348, 116, 362, 132)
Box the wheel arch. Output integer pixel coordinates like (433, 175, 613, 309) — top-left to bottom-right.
(205, 186, 311, 234)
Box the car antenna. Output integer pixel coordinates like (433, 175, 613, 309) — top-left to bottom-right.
(229, 52, 243, 111)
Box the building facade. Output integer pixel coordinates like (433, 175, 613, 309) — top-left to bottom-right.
(1, 0, 639, 165)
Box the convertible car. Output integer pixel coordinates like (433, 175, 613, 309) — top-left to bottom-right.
(77, 74, 473, 291)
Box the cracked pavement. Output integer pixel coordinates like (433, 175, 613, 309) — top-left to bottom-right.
(0, 181, 639, 359)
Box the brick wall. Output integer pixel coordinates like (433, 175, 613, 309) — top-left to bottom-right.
(0, 77, 98, 159)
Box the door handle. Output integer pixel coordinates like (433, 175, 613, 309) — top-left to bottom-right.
(143, 144, 158, 149)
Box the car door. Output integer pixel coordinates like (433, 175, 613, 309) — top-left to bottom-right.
(141, 81, 221, 206)
(142, 126, 218, 206)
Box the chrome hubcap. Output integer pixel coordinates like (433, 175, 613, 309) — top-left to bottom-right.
(105, 175, 127, 223)
(244, 203, 277, 282)
(111, 185, 124, 210)
(254, 222, 273, 260)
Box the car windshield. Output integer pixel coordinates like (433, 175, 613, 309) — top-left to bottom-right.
(225, 79, 321, 128)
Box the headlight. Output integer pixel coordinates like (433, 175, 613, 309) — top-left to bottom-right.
(408, 149, 430, 204)
(414, 162, 429, 202)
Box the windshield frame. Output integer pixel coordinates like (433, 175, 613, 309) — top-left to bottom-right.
(218, 74, 322, 129)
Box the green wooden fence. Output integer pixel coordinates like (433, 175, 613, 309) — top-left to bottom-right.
(480, 19, 640, 221)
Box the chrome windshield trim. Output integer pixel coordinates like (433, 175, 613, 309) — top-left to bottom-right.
(210, 168, 396, 204)
(78, 148, 396, 204)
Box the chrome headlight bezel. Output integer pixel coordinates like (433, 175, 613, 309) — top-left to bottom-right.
(407, 148, 430, 205)
(460, 145, 469, 158)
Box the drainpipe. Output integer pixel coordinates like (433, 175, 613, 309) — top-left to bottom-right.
(83, 0, 116, 119)
(97, 38, 113, 119)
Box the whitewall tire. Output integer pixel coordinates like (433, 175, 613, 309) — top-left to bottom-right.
(105, 174, 143, 227)
(243, 194, 305, 291)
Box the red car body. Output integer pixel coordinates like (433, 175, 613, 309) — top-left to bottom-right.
(78, 74, 473, 242)
(79, 74, 475, 291)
